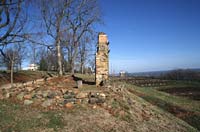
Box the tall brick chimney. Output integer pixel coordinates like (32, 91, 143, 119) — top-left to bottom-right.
(95, 32, 109, 86)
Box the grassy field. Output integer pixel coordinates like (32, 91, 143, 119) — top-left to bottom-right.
(124, 80, 200, 131)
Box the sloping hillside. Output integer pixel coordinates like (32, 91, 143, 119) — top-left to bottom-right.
(0, 74, 198, 132)
(0, 71, 55, 86)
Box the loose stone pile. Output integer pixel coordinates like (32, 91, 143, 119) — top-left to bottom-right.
(0, 76, 106, 109)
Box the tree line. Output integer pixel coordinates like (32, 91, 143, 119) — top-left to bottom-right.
(0, 0, 101, 87)
(162, 69, 200, 81)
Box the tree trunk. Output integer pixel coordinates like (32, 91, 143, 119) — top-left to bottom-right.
(80, 62, 84, 74)
(71, 61, 75, 75)
(19, 62, 22, 70)
(56, 38, 63, 76)
(70, 42, 79, 75)
(10, 60, 14, 88)
(55, 19, 63, 76)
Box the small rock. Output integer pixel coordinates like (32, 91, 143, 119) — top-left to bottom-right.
(42, 91, 49, 98)
(88, 97, 105, 104)
(42, 99, 53, 107)
(65, 103, 73, 109)
(67, 90, 73, 93)
(107, 85, 112, 88)
(26, 87, 34, 92)
(61, 89, 67, 94)
(69, 91, 76, 96)
(32, 94, 42, 99)
(63, 94, 74, 99)
(30, 91, 36, 97)
(75, 92, 88, 99)
(73, 89, 79, 94)
(99, 93, 106, 99)
(36, 85, 40, 88)
(119, 110, 126, 117)
(89, 92, 98, 98)
(102, 102, 107, 107)
(127, 98, 134, 105)
(51, 87, 56, 90)
(96, 97, 106, 104)
(36, 114, 43, 119)
(55, 96, 60, 99)
(17, 92, 24, 100)
(64, 98, 76, 104)
(93, 105, 97, 109)
(36, 90, 42, 95)
(88, 98, 98, 104)
(76, 99, 82, 104)
(24, 100, 33, 105)
(0, 93, 3, 99)
(47, 92, 56, 99)
(5, 93, 10, 98)
(24, 94, 32, 99)
(55, 90, 63, 96)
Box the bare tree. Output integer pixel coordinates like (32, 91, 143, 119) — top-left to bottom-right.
(0, 0, 103, 83)
(0, 44, 24, 88)
(37, 47, 58, 71)
(79, 39, 87, 74)
(78, 34, 95, 74)
(0, 0, 35, 72)
(38, 0, 72, 76)
(0, 0, 29, 46)
(15, 44, 26, 70)
(64, 0, 101, 74)
(29, 44, 41, 65)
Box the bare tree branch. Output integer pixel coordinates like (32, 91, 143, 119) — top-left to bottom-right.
(0, 0, 22, 43)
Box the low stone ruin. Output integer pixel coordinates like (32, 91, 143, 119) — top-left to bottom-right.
(0, 76, 106, 109)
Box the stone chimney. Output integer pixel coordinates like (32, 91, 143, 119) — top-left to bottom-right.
(95, 32, 109, 86)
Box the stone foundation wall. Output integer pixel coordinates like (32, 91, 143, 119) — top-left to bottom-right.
(95, 33, 109, 86)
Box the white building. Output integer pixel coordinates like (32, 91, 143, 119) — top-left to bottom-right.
(29, 64, 38, 71)
(24, 64, 38, 71)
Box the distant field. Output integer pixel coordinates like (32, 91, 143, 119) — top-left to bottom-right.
(156, 83, 200, 101)
(119, 77, 200, 131)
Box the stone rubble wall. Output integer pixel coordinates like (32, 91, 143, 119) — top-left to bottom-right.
(0, 76, 107, 108)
